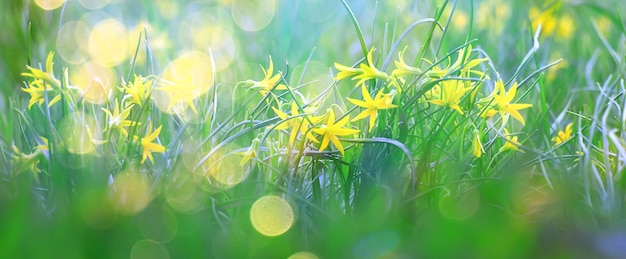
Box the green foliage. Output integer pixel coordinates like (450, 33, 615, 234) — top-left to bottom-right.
(2, 0, 626, 257)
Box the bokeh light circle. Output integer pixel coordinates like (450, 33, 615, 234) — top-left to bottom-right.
(109, 171, 153, 215)
(70, 61, 115, 104)
(288, 251, 320, 259)
(154, 51, 213, 115)
(88, 19, 129, 67)
(231, 0, 277, 31)
(34, 0, 66, 10)
(78, 0, 111, 10)
(130, 240, 170, 259)
(59, 111, 98, 155)
(289, 61, 334, 99)
(138, 205, 178, 243)
(57, 20, 91, 64)
(250, 195, 294, 237)
(438, 184, 480, 220)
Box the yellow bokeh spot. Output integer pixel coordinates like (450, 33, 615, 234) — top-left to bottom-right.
(165, 171, 206, 214)
(130, 240, 170, 259)
(250, 195, 294, 237)
(78, 0, 110, 10)
(193, 26, 235, 71)
(557, 14, 575, 40)
(88, 19, 128, 67)
(70, 61, 115, 104)
(127, 21, 172, 66)
(155, 0, 179, 20)
(595, 16, 612, 37)
(185, 143, 249, 191)
(59, 111, 99, 155)
(154, 51, 213, 115)
(57, 20, 90, 64)
(231, 0, 277, 31)
(288, 252, 320, 259)
(109, 171, 153, 215)
(34, 0, 66, 10)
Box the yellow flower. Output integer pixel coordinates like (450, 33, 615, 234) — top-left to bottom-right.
(499, 128, 523, 153)
(11, 145, 43, 180)
(552, 122, 573, 146)
(272, 102, 322, 147)
(21, 52, 60, 89)
(21, 52, 62, 110)
(238, 138, 260, 166)
(472, 129, 484, 158)
(246, 56, 288, 96)
(530, 6, 557, 37)
(479, 80, 532, 126)
(135, 124, 166, 164)
(353, 48, 390, 86)
(312, 109, 360, 156)
(427, 80, 472, 115)
(347, 85, 397, 131)
(158, 78, 200, 113)
(334, 63, 363, 81)
(121, 74, 153, 107)
(391, 46, 423, 78)
(34, 136, 49, 153)
(102, 99, 139, 138)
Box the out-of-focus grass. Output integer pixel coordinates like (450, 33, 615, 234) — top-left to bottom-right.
(2, 0, 626, 258)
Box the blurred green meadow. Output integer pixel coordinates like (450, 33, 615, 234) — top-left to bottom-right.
(2, 0, 626, 258)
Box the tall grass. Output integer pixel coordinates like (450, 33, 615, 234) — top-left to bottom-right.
(2, 0, 626, 258)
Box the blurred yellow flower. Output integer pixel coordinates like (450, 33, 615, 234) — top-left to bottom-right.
(158, 78, 200, 113)
(121, 74, 153, 107)
(348, 85, 397, 131)
(552, 122, 573, 146)
(427, 80, 472, 115)
(312, 109, 360, 156)
(479, 81, 532, 126)
(247, 56, 288, 96)
(472, 129, 484, 158)
(136, 124, 166, 164)
(272, 102, 322, 147)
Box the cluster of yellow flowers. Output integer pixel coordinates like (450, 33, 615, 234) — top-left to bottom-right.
(239, 45, 535, 163)
(18, 52, 167, 174)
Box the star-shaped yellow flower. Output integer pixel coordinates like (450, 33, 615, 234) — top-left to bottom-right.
(347, 85, 397, 131)
(102, 99, 139, 138)
(479, 80, 532, 125)
(272, 101, 322, 147)
(135, 124, 166, 164)
(21, 52, 62, 110)
(121, 74, 153, 107)
(247, 56, 288, 96)
(312, 109, 360, 156)
(552, 122, 573, 146)
(427, 80, 472, 115)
